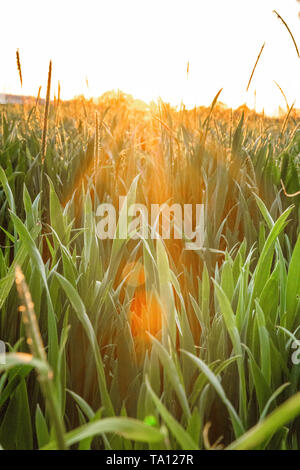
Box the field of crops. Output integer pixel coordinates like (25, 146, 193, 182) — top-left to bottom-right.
(0, 89, 299, 450)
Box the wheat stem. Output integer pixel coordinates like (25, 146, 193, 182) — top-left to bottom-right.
(16, 49, 23, 88)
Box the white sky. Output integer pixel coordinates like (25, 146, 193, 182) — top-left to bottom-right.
(1, 0, 300, 115)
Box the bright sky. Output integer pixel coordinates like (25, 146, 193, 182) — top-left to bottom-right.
(1, 0, 300, 115)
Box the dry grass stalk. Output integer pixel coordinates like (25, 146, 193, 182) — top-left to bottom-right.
(273, 10, 300, 58)
(280, 179, 300, 197)
(15, 265, 46, 361)
(281, 100, 295, 136)
(15, 265, 67, 450)
(274, 81, 289, 112)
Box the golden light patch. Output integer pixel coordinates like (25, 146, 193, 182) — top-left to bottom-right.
(121, 261, 145, 288)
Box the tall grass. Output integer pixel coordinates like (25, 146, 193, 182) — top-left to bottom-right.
(0, 93, 299, 449)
